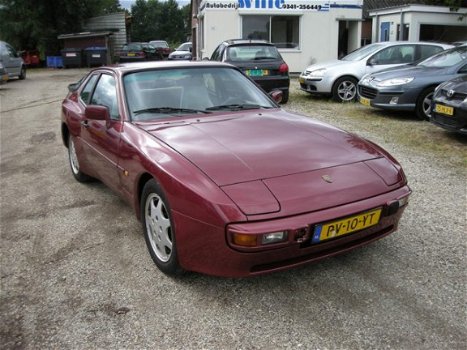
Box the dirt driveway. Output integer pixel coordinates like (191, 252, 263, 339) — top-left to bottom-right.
(1, 69, 466, 349)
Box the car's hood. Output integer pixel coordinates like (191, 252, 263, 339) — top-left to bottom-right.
(138, 110, 403, 215)
(141, 110, 383, 186)
(304, 59, 355, 72)
(368, 65, 450, 81)
(170, 50, 190, 56)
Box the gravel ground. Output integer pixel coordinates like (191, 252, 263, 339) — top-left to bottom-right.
(0, 70, 466, 349)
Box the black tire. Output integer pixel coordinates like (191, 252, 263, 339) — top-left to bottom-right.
(141, 179, 184, 276)
(332, 76, 358, 102)
(19, 66, 26, 80)
(416, 87, 435, 120)
(280, 89, 289, 104)
(68, 134, 91, 182)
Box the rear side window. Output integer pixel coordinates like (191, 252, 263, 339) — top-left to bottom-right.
(418, 45, 444, 61)
(80, 74, 99, 105)
(371, 45, 415, 65)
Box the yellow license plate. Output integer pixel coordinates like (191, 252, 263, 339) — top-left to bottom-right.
(360, 97, 371, 106)
(127, 52, 136, 57)
(246, 69, 269, 77)
(299, 77, 305, 84)
(312, 208, 382, 243)
(434, 104, 453, 116)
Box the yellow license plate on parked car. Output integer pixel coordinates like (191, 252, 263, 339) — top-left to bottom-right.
(246, 69, 269, 77)
(299, 77, 305, 84)
(127, 52, 136, 57)
(360, 97, 371, 106)
(434, 104, 454, 116)
(312, 208, 382, 243)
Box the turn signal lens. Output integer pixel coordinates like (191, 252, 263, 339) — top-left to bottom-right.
(262, 231, 287, 244)
(232, 233, 257, 247)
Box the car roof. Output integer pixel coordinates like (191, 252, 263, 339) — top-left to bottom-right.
(223, 39, 271, 46)
(91, 61, 235, 75)
(369, 41, 453, 48)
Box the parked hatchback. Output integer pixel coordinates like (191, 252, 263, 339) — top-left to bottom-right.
(149, 40, 172, 58)
(299, 42, 452, 102)
(168, 42, 192, 61)
(430, 75, 467, 135)
(358, 45, 467, 120)
(119, 43, 161, 62)
(210, 39, 290, 103)
(0, 40, 26, 80)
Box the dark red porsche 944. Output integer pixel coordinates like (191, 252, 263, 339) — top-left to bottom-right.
(61, 61, 411, 277)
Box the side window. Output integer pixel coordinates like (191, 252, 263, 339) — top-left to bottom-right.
(6, 44, 17, 58)
(371, 45, 414, 65)
(458, 64, 467, 73)
(418, 45, 444, 61)
(90, 74, 119, 120)
(80, 74, 99, 105)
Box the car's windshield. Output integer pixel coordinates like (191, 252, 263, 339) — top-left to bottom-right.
(341, 43, 386, 61)
(151, 41, 168, 48)
(123, 67, 276, 121)
(177, 43, 191, 51)
(417, 46, 467, 68)
(227, 45, 281, 61)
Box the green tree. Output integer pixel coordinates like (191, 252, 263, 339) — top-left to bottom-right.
(0, 0, 122, 54)
(129, 0, 189, 45)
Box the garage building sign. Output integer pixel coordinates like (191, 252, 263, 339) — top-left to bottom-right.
(201, 0, 336, 12)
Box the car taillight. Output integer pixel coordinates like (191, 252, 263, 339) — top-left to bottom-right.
(279, 63, 288, 74)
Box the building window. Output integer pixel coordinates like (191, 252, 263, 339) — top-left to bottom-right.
(242, 15, 300, 49)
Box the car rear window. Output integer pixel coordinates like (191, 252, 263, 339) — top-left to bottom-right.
(226, 45, 281, 61)
(127, 43, 143, 51)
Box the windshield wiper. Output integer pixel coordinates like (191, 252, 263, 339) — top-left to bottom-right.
(206, 104, 272, 111)
(133, 107, 211, 115)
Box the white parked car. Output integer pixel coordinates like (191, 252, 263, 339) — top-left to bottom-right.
(0, 40, 26, 80)
(299, 41, 453, 102)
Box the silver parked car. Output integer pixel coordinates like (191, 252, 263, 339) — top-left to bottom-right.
(0, 41, 26, 80)
(299, 41, 452, 102)
(168, 42, 192, 60)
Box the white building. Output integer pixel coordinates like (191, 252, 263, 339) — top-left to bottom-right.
(192, 0, 364, 72)
(370, 4, 467, 43)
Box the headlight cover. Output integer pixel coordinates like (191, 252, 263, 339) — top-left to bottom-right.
(377, 77, 414, 87)
(308, 68, 326, 77)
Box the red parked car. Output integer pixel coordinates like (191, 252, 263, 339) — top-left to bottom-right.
(149, 40, 172, 58)
(61, 61, 411, 277)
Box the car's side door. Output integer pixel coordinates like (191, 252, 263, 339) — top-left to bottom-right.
(80, 73, 122, 192)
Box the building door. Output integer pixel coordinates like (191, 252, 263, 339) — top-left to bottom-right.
(380, 22, 390, 41)
(338, 21, 349, 58)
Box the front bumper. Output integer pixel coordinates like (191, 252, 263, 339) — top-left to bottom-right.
(358, 83, 419, 111)
(174, 185, 411, 277)
(431, 102, 467, 135)
(298, 74, 333, 94)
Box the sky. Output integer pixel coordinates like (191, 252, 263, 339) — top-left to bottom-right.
(119, 0, 190, 10)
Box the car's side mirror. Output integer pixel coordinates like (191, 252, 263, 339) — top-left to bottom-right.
(68, 82, 80, 92)
(189, 47, 192, 52)
(367, 58, 377, 66)
(269, 90, 283, 104)
(85, 105, 110, 121)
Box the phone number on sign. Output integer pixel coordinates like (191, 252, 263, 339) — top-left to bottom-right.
(282, 4, 322, 10)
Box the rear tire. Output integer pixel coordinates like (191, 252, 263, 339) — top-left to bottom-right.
(332, 76, 358, 102)
(416, 87, 435, 120)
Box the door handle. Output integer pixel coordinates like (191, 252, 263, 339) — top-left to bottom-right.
(80, 120, 89, 128)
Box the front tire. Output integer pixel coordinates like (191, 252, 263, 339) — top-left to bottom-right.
(141, 179, 183, 276)
(280, 89, 289, 104)
(332, 76, 358, 102)
(416, 87, 435, 120)
(19, 66, 26, 80)
(68, 134, 91, 182)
